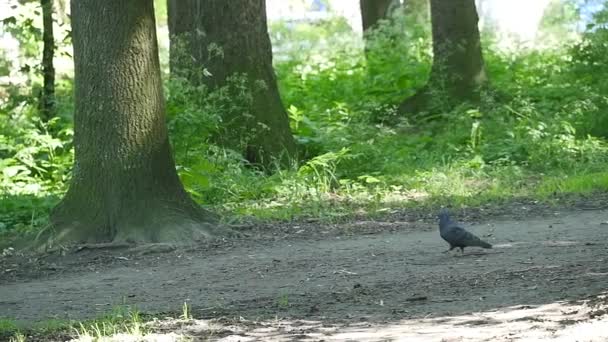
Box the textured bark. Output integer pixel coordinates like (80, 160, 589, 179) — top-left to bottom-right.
(399, 0, 487, 114)
(40, 0, 55, 122)
(47, 0, 217, 247)
(168, 0, 296, 168)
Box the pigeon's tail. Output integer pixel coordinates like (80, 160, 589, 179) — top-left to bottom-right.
(478, 240, 492, 249)
(465, 232, 492, 249)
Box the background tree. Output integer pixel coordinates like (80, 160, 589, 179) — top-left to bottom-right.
(360, 0, 394, 33)
(40, 0, 55, 122)
(399, 0, 487, 114)
(359, 0, 402, 64)
(47, 0, 217, 247)
(167, 0, 296, 168)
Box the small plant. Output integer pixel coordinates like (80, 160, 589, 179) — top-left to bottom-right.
(277, 294, 290, 309)
(73, 306, 146, 340)
(181, 302, 191, 320)
(9, 332, 26, 342)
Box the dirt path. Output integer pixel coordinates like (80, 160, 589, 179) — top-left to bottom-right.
(1, 207, 608, 340)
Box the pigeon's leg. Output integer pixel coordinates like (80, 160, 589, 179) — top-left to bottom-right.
(443, 245, 455, 253)
(459, 247, 465, 255)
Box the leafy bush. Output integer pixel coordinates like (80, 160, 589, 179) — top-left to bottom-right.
(0, 85, 73, 240)
(2, 1, 608, 236)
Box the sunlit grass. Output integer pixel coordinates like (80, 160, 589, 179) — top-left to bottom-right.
(2, 6, 608, 238)
(7, 294, 606, 341)
(537, 171, 608, 197)
(0, 319, 19, 339)
(0, 306, 166, 342)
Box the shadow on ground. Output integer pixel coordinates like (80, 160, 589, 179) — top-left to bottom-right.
(1, 203, 607, 341)
(156, 292, 608, 341)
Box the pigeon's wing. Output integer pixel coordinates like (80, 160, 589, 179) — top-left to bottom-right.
(443, 224, 492, 248)
(441, 225, 469, 245)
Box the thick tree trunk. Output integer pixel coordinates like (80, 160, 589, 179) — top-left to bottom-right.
(47, 0, 217, 247)
(168, 0, 296, 168)
(40, 0, 55, 122)
(399, 0, 487, 114)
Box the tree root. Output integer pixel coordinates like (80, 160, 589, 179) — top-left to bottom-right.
(128, 243, 176, 255)
(75, 242, 133, 252)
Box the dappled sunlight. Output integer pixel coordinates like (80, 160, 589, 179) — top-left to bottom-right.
(4, 1, 608, 341)
(68, 293, 608, 341)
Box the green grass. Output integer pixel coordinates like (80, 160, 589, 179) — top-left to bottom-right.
(537, 172, 608, 197)
(0, 306, 157, 342)
(1, 4, 608, 239)
(0, 319, 19, 337)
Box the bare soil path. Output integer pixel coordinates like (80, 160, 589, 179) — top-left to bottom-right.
(1, 204, 608, 341)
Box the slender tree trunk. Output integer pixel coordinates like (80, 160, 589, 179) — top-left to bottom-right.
(47, 0, 217, 248)
(167, 0, 197, 75)
(167, 0, 296, 168)
(360, 0, 404, 69)
(40, 0, 55, 122)
(360, 0, 393, 33)
(398, 0, 487, 114)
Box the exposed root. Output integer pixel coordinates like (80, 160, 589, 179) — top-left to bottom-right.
(75, 242, 133, 252)
(128, 243, 176, 255)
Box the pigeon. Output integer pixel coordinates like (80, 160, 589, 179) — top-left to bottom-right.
(438, 208, 492, 254)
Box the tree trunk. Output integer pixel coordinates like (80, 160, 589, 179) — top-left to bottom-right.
(399, 0, 487, 114)
(47, 0, 218, 248)
(168, 0, 296, 168)
(40, 0, 55, 122)
(360, 0, 393, 33)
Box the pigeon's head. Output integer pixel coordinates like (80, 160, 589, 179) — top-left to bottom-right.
(438, 208, 451, 222)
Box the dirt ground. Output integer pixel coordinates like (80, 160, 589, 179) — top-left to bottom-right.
(1, 200, 608, 341)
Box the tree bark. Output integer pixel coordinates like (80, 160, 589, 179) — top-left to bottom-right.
(168, 0, 296, 168)
(399, 0, 487, 114)
(40, 0, 55, 122)
(47, 0, 217, 247)
(360, 0, 393, 33)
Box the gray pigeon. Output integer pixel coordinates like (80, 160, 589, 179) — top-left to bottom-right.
(438, 209, 492, 254)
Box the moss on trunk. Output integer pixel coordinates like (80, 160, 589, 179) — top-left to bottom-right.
(46, 0, 218, 248)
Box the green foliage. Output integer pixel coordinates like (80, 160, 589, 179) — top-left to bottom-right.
(0, 0, 75, 241)
(0, 1, 72, 86)
(1, 2, 43, 70)
(165, 69, 271, 205)
(0, 306, 150, 342)
(2, 1, 608, 238)
(0, 319, 19, 337)
(75, 306, 146, 340)
(568, 4, 608, 137)
(537, 0, 582, 45)
(277, 293, 290, 309)
(0, 81, 73, 241)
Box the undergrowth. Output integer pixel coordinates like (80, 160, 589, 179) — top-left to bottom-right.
(0, 305, 163, 342)
(2, 3, 608, 242)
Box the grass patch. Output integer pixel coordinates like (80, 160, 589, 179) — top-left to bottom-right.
(537, 172, 608, 197)
(1, 4, 608, 238)
(0, 306, 157, 342)
(0, 319, 19, 338)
